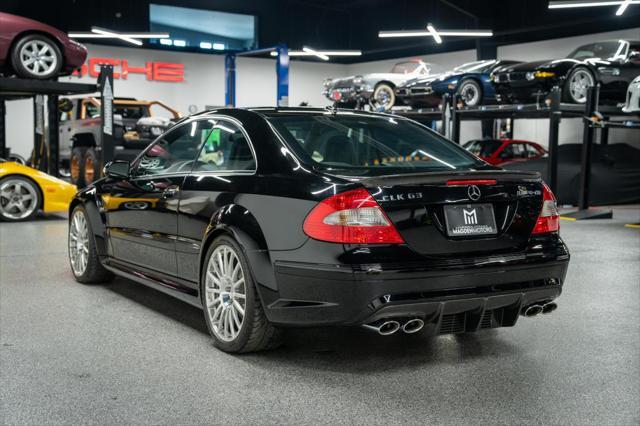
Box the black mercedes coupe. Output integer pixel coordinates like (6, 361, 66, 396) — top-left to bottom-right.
(67, 107, 570, 353)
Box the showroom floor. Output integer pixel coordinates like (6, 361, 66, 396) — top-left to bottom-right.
(1, 207, 639, 425)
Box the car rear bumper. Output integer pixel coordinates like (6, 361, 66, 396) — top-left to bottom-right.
(260, 244, 570, 329)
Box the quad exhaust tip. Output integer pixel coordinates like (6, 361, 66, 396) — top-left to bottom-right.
(522, 301, 558, 317)
(363, 318, 425, 335)
(402, 318, 425, 334)
(362, 320, 401, 336)
(542, 302, 558, 314)
(523, 304, 543, 317)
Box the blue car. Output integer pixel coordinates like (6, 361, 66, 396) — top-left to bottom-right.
(396, 60, 521, 108)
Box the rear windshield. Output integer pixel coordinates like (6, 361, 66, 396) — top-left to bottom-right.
(266, 112, 484, 175)
(464, 139, 502, 157)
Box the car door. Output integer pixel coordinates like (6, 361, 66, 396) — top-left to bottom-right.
(105, 119, 216, 276)
(174, 117, 257, 282)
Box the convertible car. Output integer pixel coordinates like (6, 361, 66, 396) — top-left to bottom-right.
(322, 60, 433, 111)
(493, 39, 640, 104)
(0, 12, 87, 79)
(0, 159, 76, 221)
(397, 60, 520, 108)
(68, 107, 569, 353)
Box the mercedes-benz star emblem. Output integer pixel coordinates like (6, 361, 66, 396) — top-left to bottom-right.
(468, 185, 481, 201)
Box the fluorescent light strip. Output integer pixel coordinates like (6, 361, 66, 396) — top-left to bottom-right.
(548, 0, 639, 8)
(269, 50, 362, 57)
(616, 0, 632, 14)
(427, 24, 442, 44)
(378, 29, 493, 38)
(173, 40, 186, 47)
(91, 27, 142, 45)
(302, 46, 329, 60)
(68, 33, 170, 38)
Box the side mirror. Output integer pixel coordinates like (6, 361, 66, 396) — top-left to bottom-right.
(104, 160, 130, 179)
(58, 98, 73, 113)
(628, 50, 640, 63)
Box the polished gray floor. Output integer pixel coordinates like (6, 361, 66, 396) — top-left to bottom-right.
(1, 207, 639, 425)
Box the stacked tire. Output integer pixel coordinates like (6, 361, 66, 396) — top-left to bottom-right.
(70, 147, 100, 188)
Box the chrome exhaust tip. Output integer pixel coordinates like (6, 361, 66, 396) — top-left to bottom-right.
(362, 320, 401, 336)
(523, 305, 543, 317)
(402, 318, 425, 334)
(542, 302, 558, 314)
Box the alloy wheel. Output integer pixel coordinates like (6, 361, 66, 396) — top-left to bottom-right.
(0, 179, 38, 220)
(69, 209, 90, 276)
(204, 245, 247, 342)
(569, 69, 594, 103)
(19, 40, 58, 77)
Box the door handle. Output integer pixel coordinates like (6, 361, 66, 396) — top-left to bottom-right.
(162, 186, 179, 198)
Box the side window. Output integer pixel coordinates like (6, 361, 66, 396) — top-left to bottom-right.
(133, 120, 214, 177)
(85, 102, 100, 119)
(499, 144, 515, 159)
(191, 120, 256, 172)
(526, 144, 541, 158)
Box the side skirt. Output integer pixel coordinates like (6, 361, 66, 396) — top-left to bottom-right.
(102, 257, 203, 309)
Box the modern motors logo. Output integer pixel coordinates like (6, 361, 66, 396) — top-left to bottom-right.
(463, 208, 477, 225)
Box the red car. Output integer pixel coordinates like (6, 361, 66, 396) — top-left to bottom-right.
(0, 12, 87, 80)
(464, 138, 547, 166)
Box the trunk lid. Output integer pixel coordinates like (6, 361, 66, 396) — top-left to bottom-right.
(354, 170, 543, 256)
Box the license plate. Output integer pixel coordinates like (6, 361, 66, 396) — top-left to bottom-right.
(443, 204, 497, 237)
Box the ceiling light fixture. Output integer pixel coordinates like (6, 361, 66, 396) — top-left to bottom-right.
(616, 0, 632, 14)
(68, 27, 170, 45)
(378, 25, 493, 41)
(548, 0, 639, 15)
(269, 50, 362, 57)
(426, 23, 442, 44)
(302, 46, 330, 61)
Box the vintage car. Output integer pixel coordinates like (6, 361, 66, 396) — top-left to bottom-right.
(59, 97, 182, 188)
(464, 138, 547, 166)
(396, 60, 521, 108)
(0, 12, 87, 79)
(622, 75, 640, 114)
(492, 40, 640, 104)
(322, 60, 433, 111)
(0, 159, 76, 221)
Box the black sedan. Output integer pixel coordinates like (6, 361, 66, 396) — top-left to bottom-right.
(493, 39, 640, 104)
(67, 107, 570, 353)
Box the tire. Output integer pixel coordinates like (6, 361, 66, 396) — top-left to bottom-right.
(70, 146, 87, 188)
(563, 67, 595, 104)
(0, 176, 41, 222)
(68, 205, 114, 284)
(369, 83, 396, 111)
(457, 79, 483, 107)
(201, 235, 282, 353)
(83, 148, 100, 185)
(11, 34, 63, 80)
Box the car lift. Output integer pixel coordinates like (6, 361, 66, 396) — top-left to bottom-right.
(0, 65, 114, 179)
(225, 45, 289, 107)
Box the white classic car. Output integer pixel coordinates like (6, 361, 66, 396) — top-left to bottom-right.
(323, 60, 433, 110)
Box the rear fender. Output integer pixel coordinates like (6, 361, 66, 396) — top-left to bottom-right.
(199, 204, 276, 290)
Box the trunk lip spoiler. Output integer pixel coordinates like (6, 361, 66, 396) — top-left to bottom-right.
(329, 170, 542, 187)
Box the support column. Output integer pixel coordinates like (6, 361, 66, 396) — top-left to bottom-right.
(47, 95, 59, 177)
(276, 45, 289, 107)
(98, 65, 115, 171)
(225, 54, 236, 107)
(547, 87, 561, 193)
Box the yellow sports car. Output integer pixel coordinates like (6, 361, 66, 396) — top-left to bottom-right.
(0, 159, 77, 221)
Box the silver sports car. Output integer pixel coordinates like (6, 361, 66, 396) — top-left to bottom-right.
(322, 60, 433, 111)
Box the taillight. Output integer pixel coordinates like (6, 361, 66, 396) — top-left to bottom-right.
(303, 188, 405, 244)
(532, 182, 559, 234)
